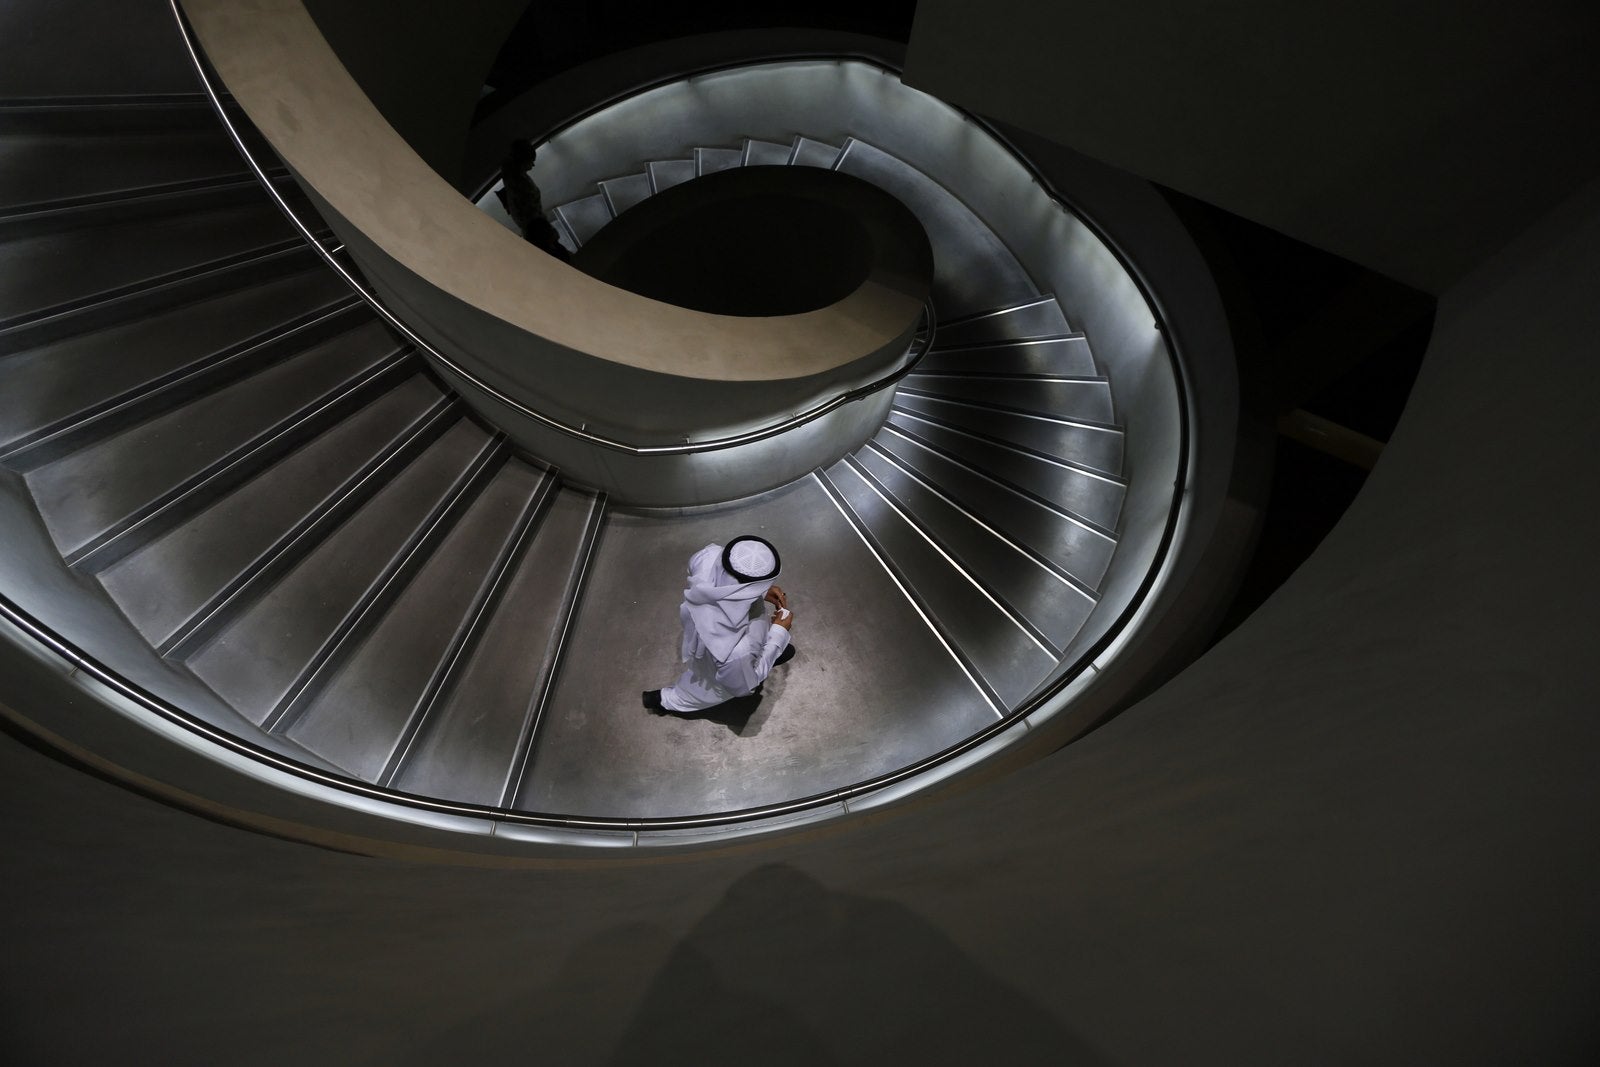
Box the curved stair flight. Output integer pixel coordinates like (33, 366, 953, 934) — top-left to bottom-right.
(1, 90, 1127, 820)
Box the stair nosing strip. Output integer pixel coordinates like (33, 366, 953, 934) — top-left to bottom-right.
(260, 434, 510, 735)
(0, 170, 294, 226)
(886, 406, 1128, 487)
(379, 468, 563, 788)
(905, 370, 1109, 385)
(1, 296, 369, 468)
(157, 393, 459, 660)
(893, 388, 1124, 434)
(934, 294, 1063, 329)
(860, 439, 1101, 605)
(813, 468, 1005, 720)
(500, 490, 608, 810)
(926, 335, 1088, 354)
(64, 344, 415, 572)
(876, 421, 1120, 543)
(0, 238, 314, 345)
(842, 454, 1059, 659)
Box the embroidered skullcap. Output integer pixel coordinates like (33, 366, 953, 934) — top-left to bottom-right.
(722, 535, 780, 583)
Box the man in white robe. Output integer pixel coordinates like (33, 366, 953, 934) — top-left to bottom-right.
(643, 536, 795, 714)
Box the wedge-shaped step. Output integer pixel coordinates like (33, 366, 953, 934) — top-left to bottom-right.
(892, 394, 1125, 477)
(742, 138, 792, 166)
(933, 297, 1074, 348)
(0, 125, 251, 209)
(393, 487, 602, 806)
(96, 375, 449, 650)
(552, 192, 611, 247)
(918, 336, 1097, 379)
(790, 136, 842, 169)
(834, 139, 1038, 317)
(872, 421, 1118, 591)
(285, 461, 554, 780)
(882, 412, 1125, 533)
(0, 267, 355, 457)
(647, 159, 695, 193)
(694, 146, 744, 176)
(854, 443, 1097, 652)
(0, 198, 298, 333)
(823, 459, 1056, 709)
(900, 372, 1116, 425)
(599, 172, 652, 217)
(25, 319, 404, 562)
(185, 418, 497, 725)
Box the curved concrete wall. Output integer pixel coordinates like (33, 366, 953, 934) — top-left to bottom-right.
(179, 0, 927, 499)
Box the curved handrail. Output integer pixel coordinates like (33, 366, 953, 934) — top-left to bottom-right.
(8, 14, 1201, 839)
(169, 0, 933, 459)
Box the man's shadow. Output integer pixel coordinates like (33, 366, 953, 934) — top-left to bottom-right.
(672, 689, 769, 737)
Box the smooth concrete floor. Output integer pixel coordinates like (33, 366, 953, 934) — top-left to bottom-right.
(520, 476, 995, 818)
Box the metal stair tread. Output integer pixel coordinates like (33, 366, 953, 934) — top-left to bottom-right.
(0, 126, 252, 208)
(551, 191, 611, 247)
(901, 373, 1116, 424)
(826, 457, 1057, 709)
(646, 158, 695, 194)
(598, 172, 653, 217)
(185, 418, 495, 725)
(882, 416, 1126, 536)
(854, 443, 1097, 651)
(286, 461, 551, 782)
(833, 138, 1040, 318)
(693, 145, 743, 176)
(0, 266, 355, 454)
(95, 374, 447, 649)
(871, 424, 1118, 591)
(918, 335, 1098, 378)
(742, 138, 792, 166)
(393, 485, 596, 806)
(789, 136, 843, 169)
(933, 296, 1074, 347)
(25, 319, 403, 559)
(0, 197, 298, 328)
(891, 393, 1124, 475)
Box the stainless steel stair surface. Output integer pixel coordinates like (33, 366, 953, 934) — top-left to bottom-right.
(0, 105, 254, 213)
(23, 319, 405, 565)
(185, 419, 497, 726)
(394, 486, 601, 807)
(95, 374, 450, 651)
(0, 267, 356, 462)
(0, 50, 1180, 832)
(646, 159, 696, 194)
(0, 197, 303, 337)
(891, 393, 1125, 477)
(519, 479, 994, 819)
(283, 460, 553, 781)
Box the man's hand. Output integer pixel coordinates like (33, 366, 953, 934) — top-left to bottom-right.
(764, 585, 788, 610)
(773, 608, 793, 630)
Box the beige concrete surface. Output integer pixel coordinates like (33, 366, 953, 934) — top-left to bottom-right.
(181, 0, 923, 383)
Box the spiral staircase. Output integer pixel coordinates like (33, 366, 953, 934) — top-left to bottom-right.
(0, 10, 1195, 834)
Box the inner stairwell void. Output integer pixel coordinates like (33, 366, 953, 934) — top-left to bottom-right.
(0, 37, 1196, 836)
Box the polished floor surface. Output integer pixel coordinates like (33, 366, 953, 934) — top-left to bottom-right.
(526, 478, 994, 818)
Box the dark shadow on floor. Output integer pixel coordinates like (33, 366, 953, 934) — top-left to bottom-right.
(673, 691, 767, 736)
(399, 864, 1111, 1066)
(610, 863, 1113, 1066)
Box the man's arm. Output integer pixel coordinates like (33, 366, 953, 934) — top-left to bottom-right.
(715, 615, 792, 694)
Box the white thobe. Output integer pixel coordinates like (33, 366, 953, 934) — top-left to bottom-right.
(660, 603, 791, 713)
